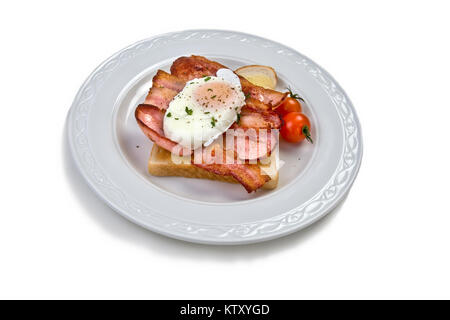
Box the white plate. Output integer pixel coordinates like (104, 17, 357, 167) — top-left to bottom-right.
(67, 30, 363, 245)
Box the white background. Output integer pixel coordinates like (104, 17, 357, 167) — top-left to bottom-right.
(1, 0, 449, 299)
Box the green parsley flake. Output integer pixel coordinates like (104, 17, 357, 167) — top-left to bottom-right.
(185, 106, 193, 115)
(211, 117, 217, 127)
(166, 112, 172, 117)
(204, 76, 211, 82)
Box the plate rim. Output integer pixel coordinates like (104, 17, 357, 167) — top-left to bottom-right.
(67, 29, 363, 245)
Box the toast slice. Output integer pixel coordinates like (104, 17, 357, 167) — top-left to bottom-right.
(148, 145, 278, 190)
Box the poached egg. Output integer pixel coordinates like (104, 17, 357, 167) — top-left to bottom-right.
(163, 69, 246, 149)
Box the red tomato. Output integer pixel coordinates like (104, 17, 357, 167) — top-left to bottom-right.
(275, 97, 302, 117)
(280, 112, 313, 143)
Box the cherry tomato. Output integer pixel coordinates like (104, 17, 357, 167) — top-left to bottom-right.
(280, 112, 313, 143)
(275, 97, 302, 117)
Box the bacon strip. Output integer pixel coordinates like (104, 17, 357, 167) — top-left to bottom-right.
(144, 86, 178, 110)
(231, 129, 277, 161)
(240, 77, 287, 107)
(135, 104, 190, 156)
(221, 97, 281, 160)
(170, 55, 287, 106)
(135, 104, 165, 135)
(193, 162, 270, 193)
(233, 99, 281, 130)
(231, 99, 281, 133)
(244, 97, 271, 112)
(152, 70, 185, 92)
(144, 70, 185, 110)
(237, 112, 280, 130)
(170, 55, 225, 81)
(194, 138, 274, 188)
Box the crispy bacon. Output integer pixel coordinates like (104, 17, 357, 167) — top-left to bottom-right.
(135, 104, 190, 156)
(231, 129, 277, 161)
(144, 86, 178, 110)
(244, 97, 271, 112)
(230, 98, 281, 131)
(237, 111, 281, 129)
(171, 55, 287, 106)
(240, 77, 287, 107)
(193, 162, 270, 193)
(152, 70, 185, 92)
(170, 55, 225, 81)
(135, 104, 165, 135)
(199, 131, 276, 162)
(144, 70, 185, 110)
(234, 100, 281, 130)
(194, 140, 272, 191)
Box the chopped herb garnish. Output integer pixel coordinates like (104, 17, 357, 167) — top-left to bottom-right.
(211, 95, 216, 99)
(245, 92, 251, 99)
(211, 117, 217, 127)
(236, 113, 241, 124)
(204, 76, 211, 82)
(207, 88, 213, 92)
(175, 117, 179, 120)
(185, 106, 193, 115)
(166, 112, 172, 117)
(204, 111, 210, 114)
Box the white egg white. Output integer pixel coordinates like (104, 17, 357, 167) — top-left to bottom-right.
(163, 69, 245, 149)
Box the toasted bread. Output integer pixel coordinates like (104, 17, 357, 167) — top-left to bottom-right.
(148, 145, 278, 190)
